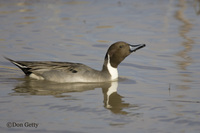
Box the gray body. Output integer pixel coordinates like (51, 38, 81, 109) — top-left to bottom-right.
(5, 41, 145, 83)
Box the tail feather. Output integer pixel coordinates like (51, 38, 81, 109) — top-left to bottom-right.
(4, 57, 32, 75)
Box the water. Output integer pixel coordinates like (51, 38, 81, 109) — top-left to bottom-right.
(0, 0, 200, 133)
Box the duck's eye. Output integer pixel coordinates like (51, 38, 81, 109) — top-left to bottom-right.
(119, 45, 123, 48)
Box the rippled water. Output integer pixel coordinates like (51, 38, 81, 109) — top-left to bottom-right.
(0, 0, 200, 133)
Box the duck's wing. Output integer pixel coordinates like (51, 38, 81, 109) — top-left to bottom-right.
(5, 57, 90, 76)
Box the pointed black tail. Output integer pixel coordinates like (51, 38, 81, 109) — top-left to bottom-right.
(4, 57, 32, 75)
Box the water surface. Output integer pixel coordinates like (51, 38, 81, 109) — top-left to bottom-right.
(0, 0, 200, 133)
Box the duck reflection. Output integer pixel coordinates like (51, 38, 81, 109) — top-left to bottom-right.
(11, 78, 131, 114)
(102, 82, 130, 114)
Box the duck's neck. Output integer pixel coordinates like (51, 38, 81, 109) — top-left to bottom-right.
(102, 54, 118, 80)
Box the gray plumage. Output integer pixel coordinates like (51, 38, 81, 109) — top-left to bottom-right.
(5, 41, 145, 83)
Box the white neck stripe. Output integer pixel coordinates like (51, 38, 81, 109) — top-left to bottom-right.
(107, 54, 118, 80)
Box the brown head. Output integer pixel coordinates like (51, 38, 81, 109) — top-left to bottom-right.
(105, 41, 146, 68)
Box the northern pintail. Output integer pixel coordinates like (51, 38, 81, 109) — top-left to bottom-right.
(5, 41, 145, 83)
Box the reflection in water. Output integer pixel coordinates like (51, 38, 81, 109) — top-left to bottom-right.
(174, 0, 194, 88)
(194, 0, 200, 15)
(63, 1, 89, 5)
(11, 78, 135, 115)
(102, 82, 131, 114)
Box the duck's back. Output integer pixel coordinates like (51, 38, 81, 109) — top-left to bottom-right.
(6, 58, 110, 83)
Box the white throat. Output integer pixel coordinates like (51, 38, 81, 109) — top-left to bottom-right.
(107, 54, 118, 80)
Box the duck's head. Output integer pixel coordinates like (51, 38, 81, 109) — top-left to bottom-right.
(105, 41, 146, 68)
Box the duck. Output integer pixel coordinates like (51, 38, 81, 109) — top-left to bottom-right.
(5, 41, 145, 83)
